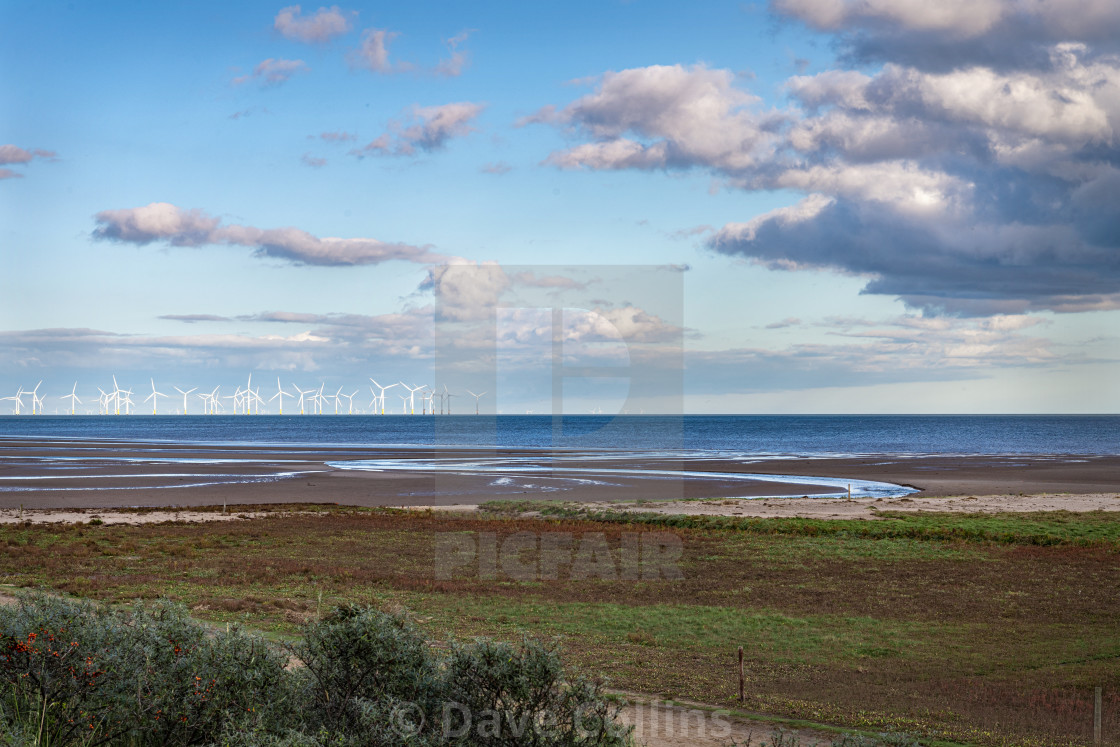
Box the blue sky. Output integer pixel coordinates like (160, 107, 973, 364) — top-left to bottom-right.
(2, 0, 1119, 414)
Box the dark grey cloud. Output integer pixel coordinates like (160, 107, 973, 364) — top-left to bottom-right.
(710, 195, 1120, 314)
(527, 26, 1120, 315)
(771, 0, 1120, 71)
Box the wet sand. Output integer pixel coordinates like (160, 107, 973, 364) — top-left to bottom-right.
(0, 437, 1117, 512)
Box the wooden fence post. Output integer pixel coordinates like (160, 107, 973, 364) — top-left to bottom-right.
(1095, 686, 1102, 746)
(738, 646, 744, 703)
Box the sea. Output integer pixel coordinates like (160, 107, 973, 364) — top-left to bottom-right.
(1, 414, 1118, 456)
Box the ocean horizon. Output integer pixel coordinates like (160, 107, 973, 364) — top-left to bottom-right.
(2, 414, 1118, 457)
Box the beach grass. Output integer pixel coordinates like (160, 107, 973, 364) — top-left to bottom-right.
(1, 505, 1118, 746)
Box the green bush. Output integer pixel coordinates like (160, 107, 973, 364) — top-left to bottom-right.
(0, 593, 296, 746)
(0, 594, 633, 746)
(286, 604, 440, 745)
(441, 638, 631, 746)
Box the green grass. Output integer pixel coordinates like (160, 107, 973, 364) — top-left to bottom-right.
(482, 501, 1120, 546)
(1, 506, 1118, 746)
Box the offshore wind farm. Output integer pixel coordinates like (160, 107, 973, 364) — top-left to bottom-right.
(1, 374, 487, 416)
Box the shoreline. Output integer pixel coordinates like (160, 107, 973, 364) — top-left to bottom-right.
(0, 436, 1117, 512)
(4, 490, 1120, 526)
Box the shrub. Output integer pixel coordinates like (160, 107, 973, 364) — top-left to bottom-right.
(1, 595, 633, 746)
(0, 593, 297, 745)
(286, 604, 440, 744)
(441, 637, 632, 746)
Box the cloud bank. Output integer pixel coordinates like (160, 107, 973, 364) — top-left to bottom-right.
(527, 10, 1120, 315)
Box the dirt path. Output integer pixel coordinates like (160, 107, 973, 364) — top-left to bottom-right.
(594, 492, 1120, 520)
(618, 695, 837, 746)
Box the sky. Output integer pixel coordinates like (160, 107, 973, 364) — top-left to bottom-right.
(1, 0, 1119, 414)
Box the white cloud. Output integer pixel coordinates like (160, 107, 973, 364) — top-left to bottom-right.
(481, 161, 512, 175)
(91, 202, 446, 266)
(425, 261, 510, 321)
(232, 58, 308, 87)
(529, 41, 1120, 315)
(564, 306, 683, 344)
(349, 28, 407, 73)
(0, 144, 57, 178)
(773, 0, 1007, 36)
(318, 131, 356, 142)
(351, 102, 485, 157)
(773, 0, 1120, 71)
(773, 0, 1120, 42)
(874, 56, 1116, 145)
(274, 5, 353, 43)
(526, 64, 779, 173)
(0, 145, 35, 165)
(91, 203, 221, 246)
(434, 30, 472, 77)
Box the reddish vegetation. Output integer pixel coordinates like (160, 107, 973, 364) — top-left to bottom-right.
(1, 507, 1117, 746)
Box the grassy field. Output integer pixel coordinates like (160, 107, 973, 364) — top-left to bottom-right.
(1, 504, 1117, 746)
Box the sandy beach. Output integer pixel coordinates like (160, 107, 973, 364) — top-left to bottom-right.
(1, 437, 1117, 515)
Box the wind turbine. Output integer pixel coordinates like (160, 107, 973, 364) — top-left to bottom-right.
(199, 386, 220, 415)
(399, 382, 424, 415)
(332, 386, 343, 415)
(62, 383, 82, 415)
(249, 386, 265, 415)
(145, 378, 169, 415)
(466, 390, 486, 415)
(29, 382, 44, 415)
(398, 393, 409, 414)
(0, 390, 22, 415)
(174, 386, 197, 415)
(369, 379, 398, 415)
(110, 376, 124, 415)
(444, 384, 455, 415)
(110, 376, 133, 415)
(224, 387, 243, 414)
(270, 378, 293, 415)
(341, 390, 358, 414)
(295, 385, 316, 415)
